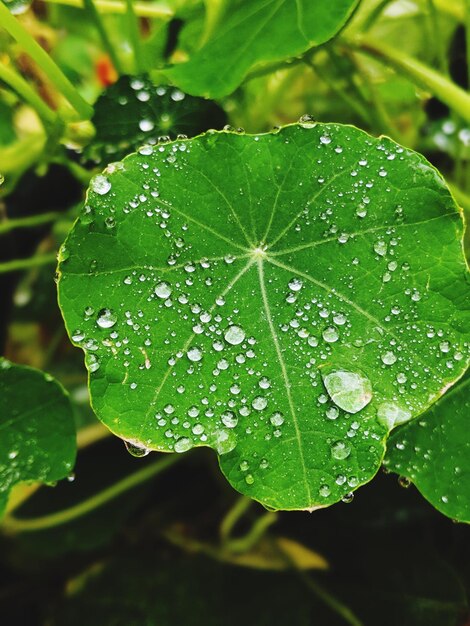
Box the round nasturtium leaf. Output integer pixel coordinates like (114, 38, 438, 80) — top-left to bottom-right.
(0, 359, 76, 518)
(385, 369, 470, 523)
(84, 75, 227, 165)
(57, 123, 470, 510)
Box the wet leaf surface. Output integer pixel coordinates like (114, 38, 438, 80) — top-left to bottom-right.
(58, 123, 469, 510)
(0, 359, 76, 517)
(386, 368, 470, 523)
(84, 75, 226, 165)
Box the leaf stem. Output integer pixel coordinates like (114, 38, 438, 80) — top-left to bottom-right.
(0, 61, 58, 128)
(304, 57, 373, 127)
(219, 495, 252, 541)
(42, 0, 173, 18)
(271, 538, 364, 626)
(0, 3, 93, 120)
(0, 252, 57, 274)
(425, 0, 447, 74)
(344, 35, 470, 124)
(224, 511, 277, 553)
(2, 453, 180, 533)
(124, 0, 145, 73)
(82, 0, 124, 74)
(0, 211, 61, 235)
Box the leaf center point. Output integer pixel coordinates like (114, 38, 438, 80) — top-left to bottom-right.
(251, 244, 268, 260)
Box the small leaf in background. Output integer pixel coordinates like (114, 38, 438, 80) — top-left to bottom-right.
(164, 0, 360, 98)
(84, 75, 227, 165)
(2, 0, 32, 15)
(0, 359, 76, 518)
(58, 123, 469, 511)
(385, 369, 470, 523)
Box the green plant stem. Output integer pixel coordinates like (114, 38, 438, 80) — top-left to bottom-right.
(220, 495, 252, 541)
(465, 0, 470, 91)
(0, 211, 61, 235)
(0, 2, 93, 120)
(43, 0, 173, 17)
(124, 0, 144, 73)
(225, 512, 278, 554)
(272, 539, 363, 626)
(0, 252, 57, 274)
(345, 36, 470, 124)
(2, 453, 180, 533)
(5, 422, 112, 517)
(82, 0, 124, 74)
(346, 48, 397, 139)
(305, 58, 372, 127)
(200, 0, 227, 46)
(433, 0, 465, 20)
(0, 62, 58, 128)
(426, 0, 447, 74)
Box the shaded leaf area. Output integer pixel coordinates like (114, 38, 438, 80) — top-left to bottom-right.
(50, 499, 469, 626)
(164, 0, 360, 98)
(58, 124, 470, 511)
(385, 369, 470, 523)
(53, 553, 317, 626)
(8, 435, 153, 558)
(0, 460, 469, 626)
(84, 75, 227, 165)
(0, 359, 76, 517)
(2, 0, 31, 14)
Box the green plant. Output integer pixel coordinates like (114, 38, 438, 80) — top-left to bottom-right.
(1, 1, 470, 624)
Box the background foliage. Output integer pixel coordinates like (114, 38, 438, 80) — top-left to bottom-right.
(1, 0, 470, 624)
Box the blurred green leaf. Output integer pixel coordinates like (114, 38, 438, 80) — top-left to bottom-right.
(84, 75, 226, 164)
(164, 0, 361, 97)
(0, 359, 76, 518)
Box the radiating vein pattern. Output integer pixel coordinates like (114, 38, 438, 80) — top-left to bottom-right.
(58, 124, 470, 510)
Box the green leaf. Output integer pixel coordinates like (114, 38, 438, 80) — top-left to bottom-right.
(58, 123, 470, 511)
(0, 359, 76, 517)
(385, 369, 470, 523)
(2, 0, 31, 15)
(84, 75, 227, 165)
(163, 0, 360, 98)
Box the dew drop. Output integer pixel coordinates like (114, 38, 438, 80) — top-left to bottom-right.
(322, 326, 339, 343)
(96, 308, 117, 329)
(91, 174, 111, 195)
(174, 437, 192, 453)
(376, 402, 411, 429)
(381, 351, 397, 365)
(224, 325, 246, 345)
(321, 370, 372, 414)
(155, 282, 172, 299)
(331, 440, 351, 460)
(187, 347, 203, 362)
(252, 396, 267, 411)
(125, 441, 150, 457)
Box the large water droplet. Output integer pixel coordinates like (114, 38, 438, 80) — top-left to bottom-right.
(321, 370, 372, 414)
(331, 440, 351, 460)
(96, 308, 117, 329)
(224, 325, 245, 345)
(174, 437, 192, 453)
(376, 402, 411, 429)
(155, 282, 172, 299)
(125, 441, 150, 457)
(187, 347, 203, 362)
(91, 174, 111, 195)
